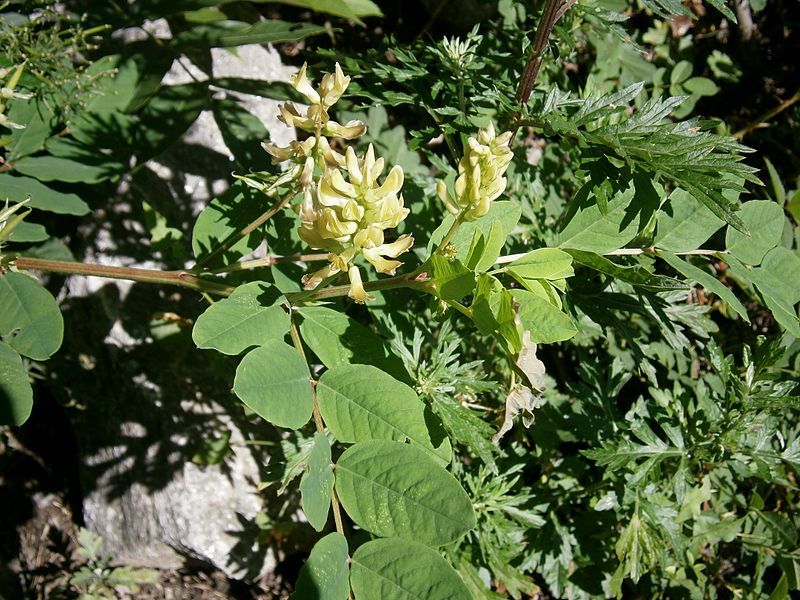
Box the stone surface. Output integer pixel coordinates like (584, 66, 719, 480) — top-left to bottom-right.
(70, 38, 298, 581)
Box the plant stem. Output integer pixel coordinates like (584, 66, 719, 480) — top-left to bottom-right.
(435, 215, 463, 254)
(196, 190, 294, 269)
(734, 89, 800, 140)
(509, 0, 576, 135)
(288, 316, 347, 539)
(208, 253, 329, 275)
(286, 272, 427, 303)
(11, 256, 235, 295)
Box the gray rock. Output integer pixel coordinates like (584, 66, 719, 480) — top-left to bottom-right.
(71, 40, 299, 581)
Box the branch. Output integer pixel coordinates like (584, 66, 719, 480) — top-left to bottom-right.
(195, 190, 294, 269)
(12, 257, 235, 296)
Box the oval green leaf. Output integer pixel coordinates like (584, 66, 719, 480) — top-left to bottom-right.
(232, 339, 313, 429)
(350, 538, 470, 600)
(298, 306, 408, 381)
(300, 432, 334, 532)
(0, 272, 64, 360)
(725, 200, 784, 265)
(0, 341, 33, 426)
(192, 282, 290, 355)
(0, 174, 90, 216)
(317, 365, 451, 465)
(335, 440, 475, 546)
(292, 532, 350, 600)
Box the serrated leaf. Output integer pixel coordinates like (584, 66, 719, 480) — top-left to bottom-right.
(292, 533, 350, 600)
(350, 538, 470, 600)
(659, 251, 749, 322)
(300, 432, 334, 532)
(192, 282, 289, 355)
(0, 272, 63, 360)
(567, 249, 687, 291)
(297, 306, 408, 381)
(335, 440, 475, 546)
(430, 396, 496, 472)
(0, 341, 33, 426)
(317, 365, 451, 464)
(232, 340, 313, 429)
(725, 200, 785, 265)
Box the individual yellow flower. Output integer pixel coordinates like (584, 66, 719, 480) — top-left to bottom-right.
(436, 122, 513, 221)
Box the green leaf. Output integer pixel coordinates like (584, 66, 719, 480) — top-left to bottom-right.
(300, 432, 335, 532)
(670, 60, 692, 85)
(465, 219, 506, 272)
(0, 341, 33, 426)
(507, 248, 574, 280)
(174, 20, 328, 48)
(271, 0, 382, 24)
(725, 200, 784, 265)
(6, 97, 54, 160)
(350, 538, 470, 600)
(764, 158, 786, 205)
(659, 251, 749, 322)
(683, 77, 719, 96)
(316, 364, 452, 465)
(512, 289, 577, 344)
(212, 98, 269, 169)
(335, 440, 475, 546)
(567, 249, 687, 291)
(470, 275, 521, 351)
(0, 175, 90, 216)
(0, 272, 63, 361)
(291, 533, 350, 600)
(192, 282, 289, 355)
(654, 189, 724, 253)
(424, 254, 475, 302)
(429, 201, 521, 263)
(557, 182, 646, 254)
(6, 222, 48, 243)
(737, 248, 800, 336)
(192, 184, 267, 268)
(298, 306, 408, 382)
(232, 339, 313, 429)
(12, 156, 118, 184)
(430, 396, 497, 472)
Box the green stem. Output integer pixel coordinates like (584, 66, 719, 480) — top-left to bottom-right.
(286, 272, 428, 303)
(435, 215, 463, 254)
(11, 257, 234, 296)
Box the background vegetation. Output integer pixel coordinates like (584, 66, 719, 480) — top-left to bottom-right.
(1, 0, 798, 598)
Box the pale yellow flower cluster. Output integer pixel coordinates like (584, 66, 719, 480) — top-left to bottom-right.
(436, 123, 513, 221)
(264, 63, 413, 303)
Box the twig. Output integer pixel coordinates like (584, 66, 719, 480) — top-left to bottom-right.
(12, 257, 235, 295)
(734, 90, 800, 140)
(196, 190, 294, 269)
(207, 253, 329, 274)
(509, 0, 576, 137)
